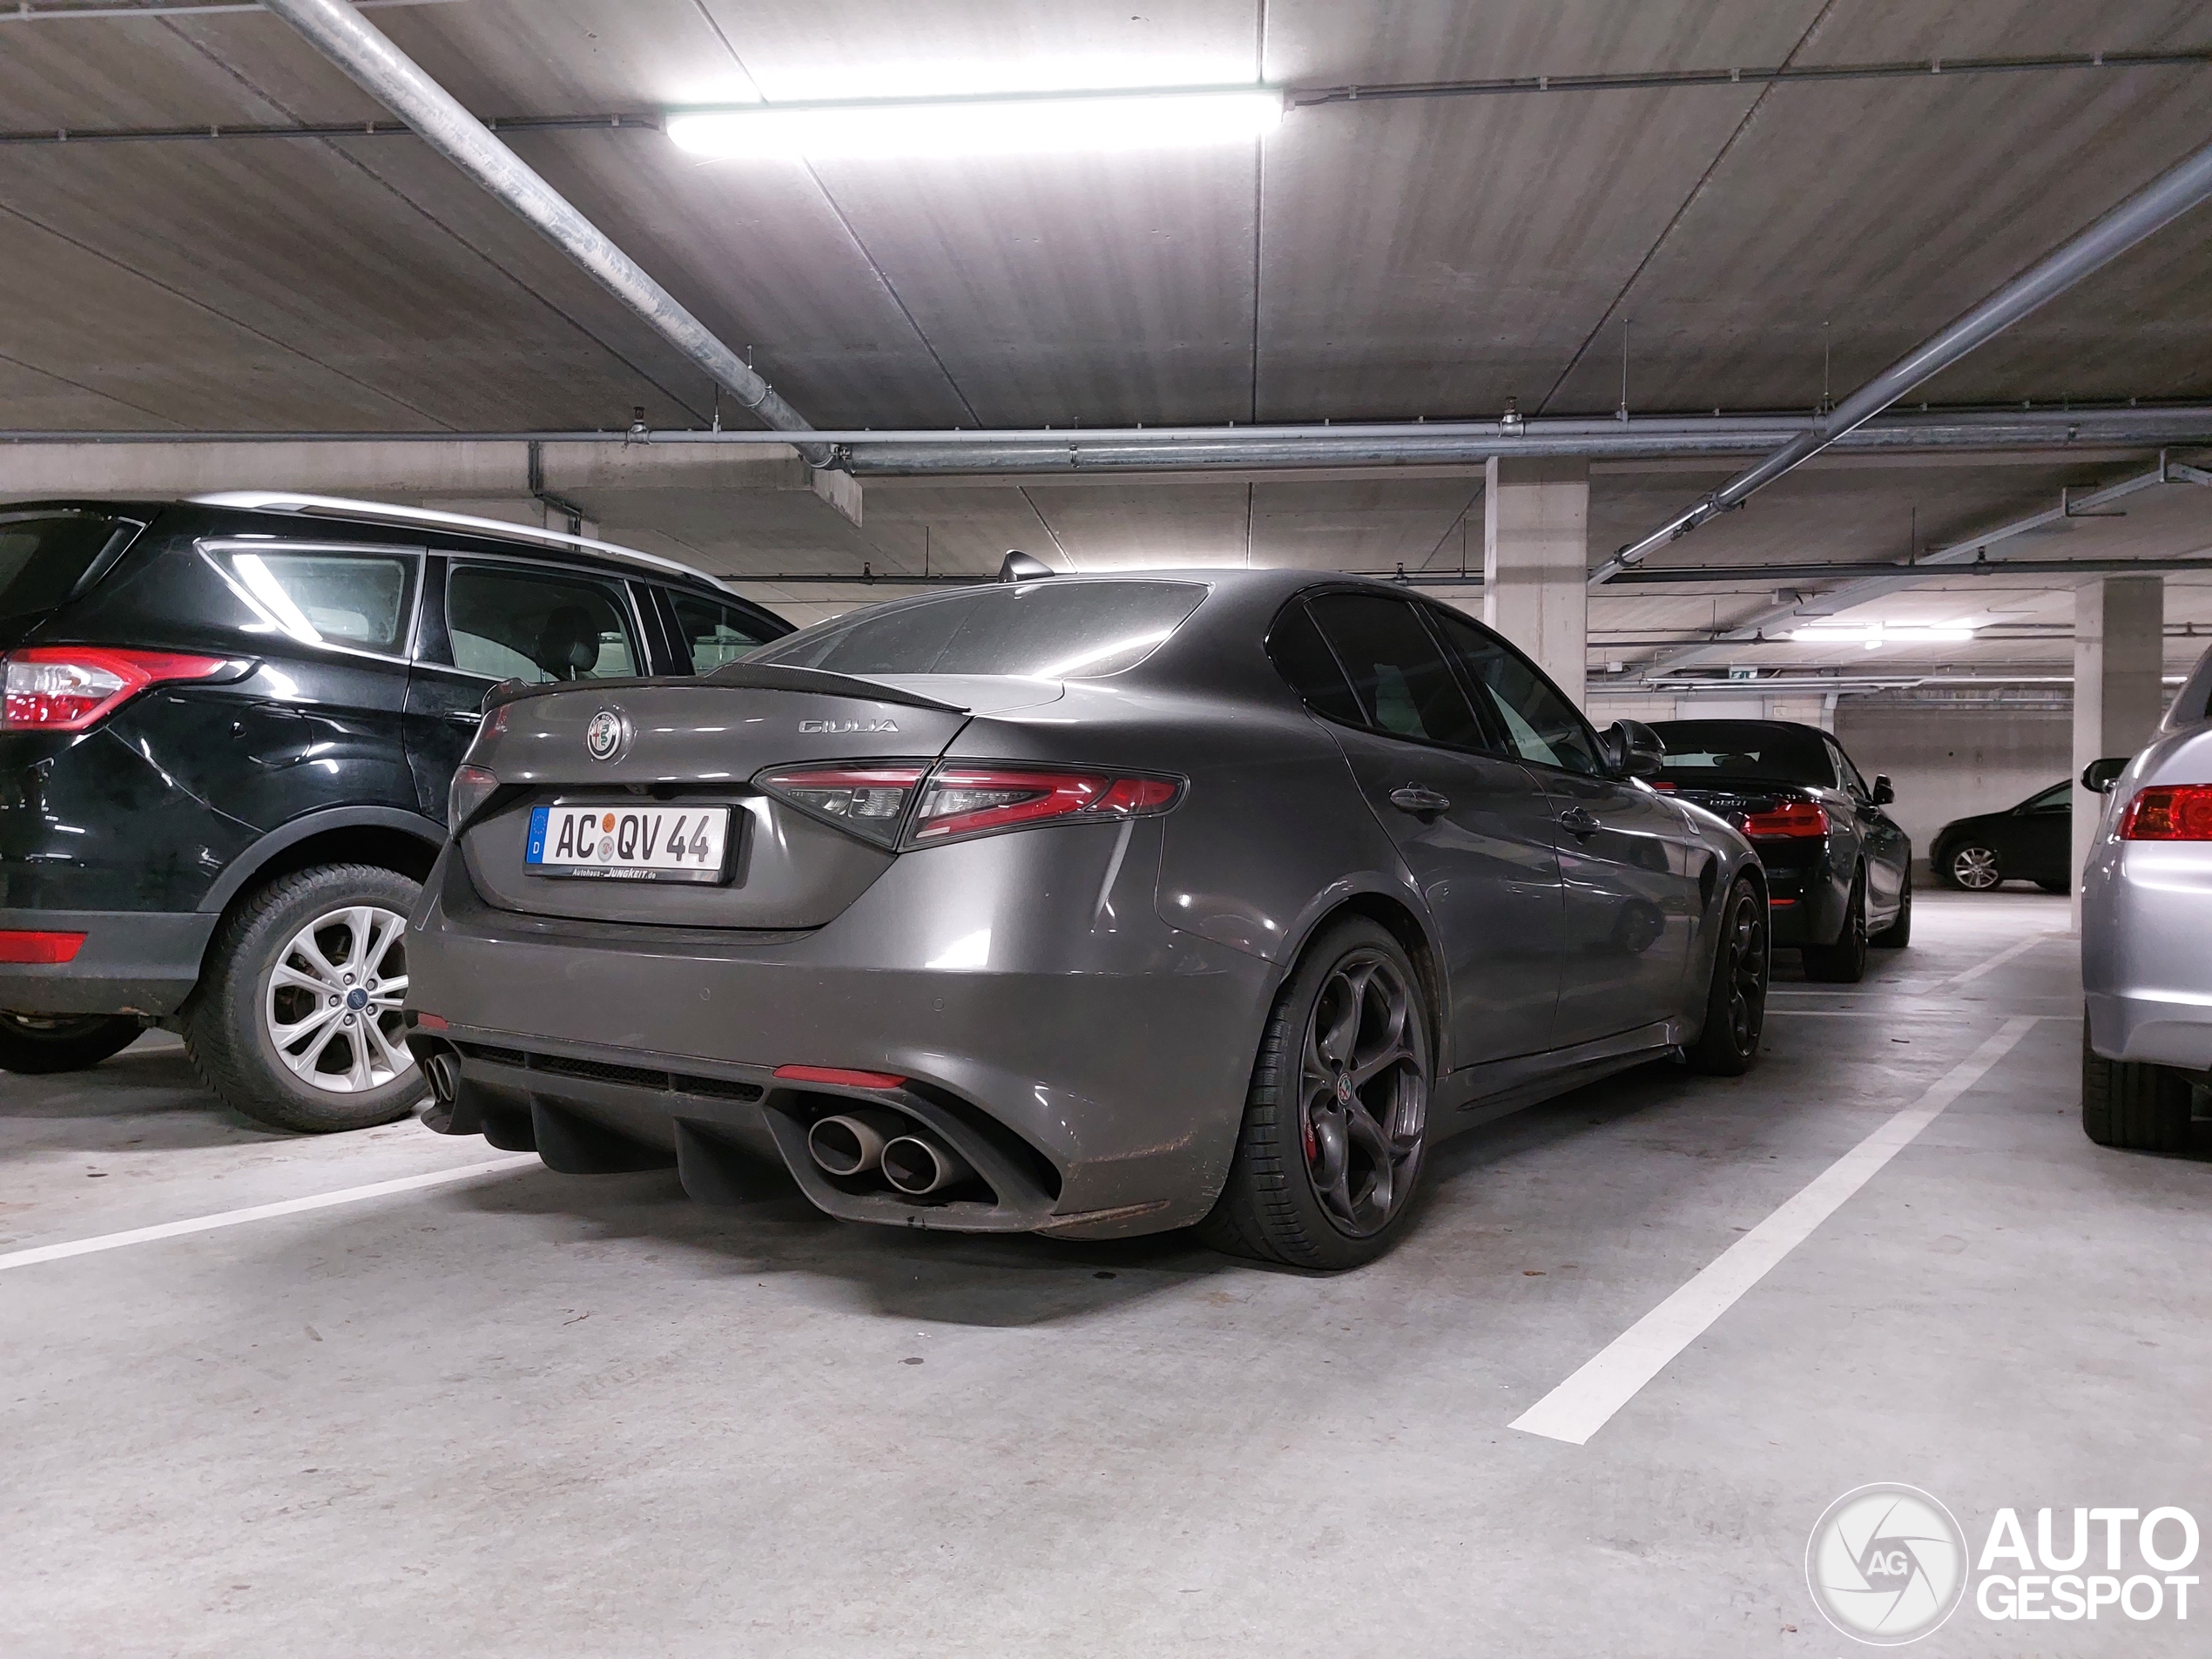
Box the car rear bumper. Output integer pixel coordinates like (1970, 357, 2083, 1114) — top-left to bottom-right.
(403, 825, 1278, 1238)
(0, 907, 214, 1016)
(2082, 840, 2212, 1069)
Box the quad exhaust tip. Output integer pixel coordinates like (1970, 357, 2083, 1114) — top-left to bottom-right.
(425, 1050, 461, 1108)
(880, 1132, 974, 1197)
(806, 1109, 907, 1177)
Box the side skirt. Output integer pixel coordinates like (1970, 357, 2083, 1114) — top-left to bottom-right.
(1433, 1019, 1683, 1140)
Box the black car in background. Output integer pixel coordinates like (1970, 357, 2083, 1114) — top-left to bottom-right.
(1646, 719, 1912, 982)
(0, 494, 789, 1129)
(1930, 781, 2072, 892)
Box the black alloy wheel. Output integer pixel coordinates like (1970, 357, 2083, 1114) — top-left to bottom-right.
(1200, 917, 1433, 1270)
(1687, 877, 1768, 1076)
(1946, 844, 2003, 890)
(1801, 867, 1869, 983)
(0, 1011, 144, 1076)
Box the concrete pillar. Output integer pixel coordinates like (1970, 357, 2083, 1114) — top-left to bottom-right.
(2073, 575, 2164, 914)
(1482, 456, 1588, 708)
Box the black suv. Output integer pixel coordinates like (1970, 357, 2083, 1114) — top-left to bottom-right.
(0, 493, 789, 1130)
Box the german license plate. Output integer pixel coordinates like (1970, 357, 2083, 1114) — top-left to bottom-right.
(525, 805, 733, 883)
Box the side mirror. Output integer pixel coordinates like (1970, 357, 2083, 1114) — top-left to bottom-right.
(1870, 774, 1895, 806)
(2081, 756, 2128, 794)
(1600, 718, 1665, 779)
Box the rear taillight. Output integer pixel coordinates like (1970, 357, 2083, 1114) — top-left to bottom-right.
(909, 768, 1181, 844)
(1737, 799, 1830, 840)
(2, 647, 239, 732)
(755, 765, 930, 848)
(2119, 784, 2212, 841)
(448, 764, 500, 830)
(0, 930, 85, 964)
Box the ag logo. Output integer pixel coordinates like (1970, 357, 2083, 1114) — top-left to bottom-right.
(584, 708, 627, 762)
(1806, 1485, 1968, 1645)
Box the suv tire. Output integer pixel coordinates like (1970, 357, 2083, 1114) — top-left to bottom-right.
(2080, 1020, 2192, 1153)
(1199, 918, 1433, 1271)
(186, 864, 423, 1134)
(0, 1012, 143, 1075)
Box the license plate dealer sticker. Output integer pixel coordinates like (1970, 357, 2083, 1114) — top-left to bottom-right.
(526, 805, 733, 883)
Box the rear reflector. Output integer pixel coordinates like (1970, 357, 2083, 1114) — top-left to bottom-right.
(1737, 799, 1830, 840)
(773, 1064, 907, 1089)
(0, 930, 86, 964)
(909, 767, 1181, 844)
(2119, 783, 2212, 840)
(412, 1012, 450, 1031)
(3, 646, 239, 732)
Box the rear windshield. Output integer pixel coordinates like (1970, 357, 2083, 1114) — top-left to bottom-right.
(1649, 721, 1836, 787)
(747, 580, 1208, 678)
(0, 513, 137, 623)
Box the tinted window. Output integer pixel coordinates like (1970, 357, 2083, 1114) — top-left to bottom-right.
(0, 513, 134, 623)
(670, 591, 772, 674)
(1305, 592, 1487, 749)
(749, 581, 1205, 678)
(1649, 721, 1836, 787)
(1826, 738, 1869, 796)
(218, 548, 415, 654)
(1265, 601, 1364, 725)
(446, 565, 637, 683)
(2021, 782, 2071, 813)
(1429, 610, 1600, 775)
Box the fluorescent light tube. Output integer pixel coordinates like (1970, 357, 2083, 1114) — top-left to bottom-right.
(666, 86, 1284, 161)
(1789, 624, 1979, 648)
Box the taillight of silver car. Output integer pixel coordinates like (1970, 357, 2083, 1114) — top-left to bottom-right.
(1, 646, 240, 732)
(2118, 784, 2212, 840)
(756, 763, 1183, 850)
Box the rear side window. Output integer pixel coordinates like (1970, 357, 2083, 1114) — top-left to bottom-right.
(749, 581, 1207, 678)
(0, 513, 138, 623)
(446, 564, 637, 683)
(1428, 610, 1601, 775)
(1265, 601, 1364, 725)
(670, 591, 775, 674)
(1305, 592, 1487, 750)
(214, 547, 415, 654)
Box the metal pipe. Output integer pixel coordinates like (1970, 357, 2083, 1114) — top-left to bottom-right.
(880, 1133, 975, 1197)
(1595, 136, 2212, 584)
(257, 0, 828, 464)
(5, 405, 2206, 474)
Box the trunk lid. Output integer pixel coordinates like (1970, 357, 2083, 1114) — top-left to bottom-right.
(459, 668, 1055, 929)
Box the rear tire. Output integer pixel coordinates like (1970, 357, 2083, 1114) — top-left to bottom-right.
(1870, 871, 1912, 948)
(2081, 1020, 2192, 1153)
(185, 864, 424, 1134)
(0, 1012, 142, 1075)
(1686, 877, 1767, 1076)
(1199, 918, 1433, 1271)
(1800, 868, 1869, 983)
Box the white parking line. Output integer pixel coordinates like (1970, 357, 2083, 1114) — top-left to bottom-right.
(1937, 930, 2067, 991)
(0, 1155, 538, 1274)
(1510, 1015, 2043, 1446)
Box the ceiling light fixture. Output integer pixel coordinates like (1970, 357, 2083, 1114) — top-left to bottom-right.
(665, 85, 1284, 161)
(1789, 622, 1979, 650)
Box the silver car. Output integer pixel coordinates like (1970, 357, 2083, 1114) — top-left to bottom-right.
(2080, 642, 2212, 1151)
(405, 570, 1768, 1269)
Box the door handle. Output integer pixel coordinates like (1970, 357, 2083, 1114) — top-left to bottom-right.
(1390, 786, 1452, 817)
(442, 711, 483, 728)
(1558, 806, 1602, 838)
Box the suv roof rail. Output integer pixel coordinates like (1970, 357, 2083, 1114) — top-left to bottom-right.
(187, 491, 741, 596)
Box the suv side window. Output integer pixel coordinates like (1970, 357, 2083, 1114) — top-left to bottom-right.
(1427, 610, 1600, 775)
(443, 563, 638, 683)
(1305, 591, 1488, 750)
(208, 544, 417, 656)
(669, 590, 774, 674)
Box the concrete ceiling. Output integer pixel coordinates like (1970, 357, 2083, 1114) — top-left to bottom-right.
(3, 0, 2211, 678)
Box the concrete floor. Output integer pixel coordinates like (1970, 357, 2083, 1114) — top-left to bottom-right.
(3, 891, 2205, 1657)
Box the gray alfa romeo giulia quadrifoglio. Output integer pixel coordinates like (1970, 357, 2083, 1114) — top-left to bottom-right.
(405, 568, 1768, 1269)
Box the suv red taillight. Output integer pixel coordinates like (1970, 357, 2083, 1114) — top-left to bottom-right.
(2, 647, 239, 733)
(2119, 784, 2212, 841)
(1737, 799, 1830, 840)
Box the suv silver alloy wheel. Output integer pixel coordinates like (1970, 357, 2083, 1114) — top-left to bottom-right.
(1948, 846, 2001, 889)
(264, 905, 413, 1093)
